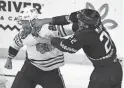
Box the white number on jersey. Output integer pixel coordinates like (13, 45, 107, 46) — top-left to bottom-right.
(99, 31, 112, 54)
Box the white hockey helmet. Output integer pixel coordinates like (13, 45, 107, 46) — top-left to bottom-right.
(17, 6, 38, 25)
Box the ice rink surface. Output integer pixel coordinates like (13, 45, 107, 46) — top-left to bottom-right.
(0, 59, 123, 88)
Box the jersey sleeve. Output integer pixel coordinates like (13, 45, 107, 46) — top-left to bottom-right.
(52, 15, 71, 25)
(51, 33, 82, 53)
(12, 31, 24, 50)
(51, 30, 95, 53)
(56, 22, 79, 37)
(52, 11, 79, 25)
(8, 30, 24, 59)
(57, 24, 74, 37)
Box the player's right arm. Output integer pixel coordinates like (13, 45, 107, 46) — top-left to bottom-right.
(4, 31, 24, 69)
(9, 31, 24, 57)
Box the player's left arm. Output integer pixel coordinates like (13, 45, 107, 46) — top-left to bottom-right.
(51, 11, 79, 25)
(33, 11, 79, 28)
(51, 33, 82, 53)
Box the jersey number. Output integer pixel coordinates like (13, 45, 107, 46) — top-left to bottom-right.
(100, 31, 112, 54)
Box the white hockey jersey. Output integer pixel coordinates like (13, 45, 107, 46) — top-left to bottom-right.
(11, 24, 74, 71)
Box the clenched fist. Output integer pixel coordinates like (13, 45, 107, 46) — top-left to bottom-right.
(32, 18, 52, 29)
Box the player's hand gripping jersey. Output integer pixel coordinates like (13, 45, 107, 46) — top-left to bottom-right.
(10, 24, 74, 71)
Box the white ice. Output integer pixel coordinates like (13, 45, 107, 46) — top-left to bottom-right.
(0, 59, 123, 88)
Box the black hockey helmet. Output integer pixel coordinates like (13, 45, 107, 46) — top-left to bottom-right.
(77, 9, 101, 28)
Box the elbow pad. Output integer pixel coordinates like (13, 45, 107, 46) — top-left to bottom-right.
(52, 15, 70, 25)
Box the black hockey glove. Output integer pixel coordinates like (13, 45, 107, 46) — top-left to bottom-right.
(69, 11, 78, 23)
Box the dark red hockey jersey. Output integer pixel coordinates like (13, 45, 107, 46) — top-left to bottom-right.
(51, 16, 117, 67)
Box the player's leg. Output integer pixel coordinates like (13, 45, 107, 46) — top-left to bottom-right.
(11, 71, 37, 88)
(88, 62, 123, 88)
(88, 68, 111, 88)
(11, 60, 37, 88)
(41, 68, 66, 88)
(110, 62, 123, 88)
(112, 84, 121, 88)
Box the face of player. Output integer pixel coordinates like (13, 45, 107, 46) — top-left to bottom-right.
(78, 19, 89, 29)
(21, 20, 33, 35)
(20, 19, 41, 37)
(30, 19, 42, 37)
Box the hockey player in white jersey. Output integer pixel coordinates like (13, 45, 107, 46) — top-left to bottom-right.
(4, 6, 74, 88)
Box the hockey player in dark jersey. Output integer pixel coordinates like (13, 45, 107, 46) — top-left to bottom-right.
(34, 9, 123, 88)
